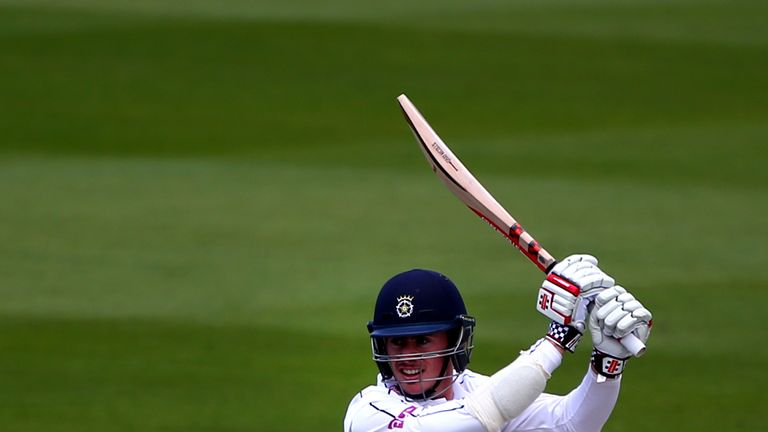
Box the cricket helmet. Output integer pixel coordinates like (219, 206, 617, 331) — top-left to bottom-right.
(367, 269, 476, 390)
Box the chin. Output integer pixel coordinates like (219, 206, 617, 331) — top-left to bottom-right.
(401, 383, 426, 394)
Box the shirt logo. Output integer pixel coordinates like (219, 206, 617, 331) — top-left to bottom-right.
(395, 295, 415, 318)
(388, 405, 417, 429)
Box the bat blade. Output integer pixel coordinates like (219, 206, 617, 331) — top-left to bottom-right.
(397, 94, 555, 273)
(397, 93, 646, 357)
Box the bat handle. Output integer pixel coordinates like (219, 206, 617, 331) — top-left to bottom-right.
(620, 333, 646, 358)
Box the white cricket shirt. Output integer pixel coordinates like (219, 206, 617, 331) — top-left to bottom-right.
(344, 367, 620, 432)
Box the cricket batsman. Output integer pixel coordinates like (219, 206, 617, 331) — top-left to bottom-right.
(343, 254, 652, 431)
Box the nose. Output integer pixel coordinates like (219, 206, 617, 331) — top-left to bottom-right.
(399, 343, 420, 356)
(391, 337, 421, 355)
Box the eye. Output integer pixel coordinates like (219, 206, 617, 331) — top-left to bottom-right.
(416, 336, 431, 345)
(389, 337, 405, 347)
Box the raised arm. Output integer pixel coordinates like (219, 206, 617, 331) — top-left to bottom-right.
(505, 285, 653, 432)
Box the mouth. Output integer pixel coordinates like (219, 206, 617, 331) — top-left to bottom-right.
(399, 367, 424, 381)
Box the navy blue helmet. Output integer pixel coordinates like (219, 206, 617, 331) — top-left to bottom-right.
(367, 269, 476, 390)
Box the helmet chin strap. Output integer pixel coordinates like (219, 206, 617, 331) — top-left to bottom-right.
(400, 356, 453, 400)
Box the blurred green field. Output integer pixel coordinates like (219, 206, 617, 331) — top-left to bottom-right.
(1, 0, 766, 430)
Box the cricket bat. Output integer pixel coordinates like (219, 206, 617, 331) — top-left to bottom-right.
(397, 94, 646, 357)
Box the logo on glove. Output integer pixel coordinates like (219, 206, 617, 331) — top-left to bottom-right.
(538, 292, 550, 311)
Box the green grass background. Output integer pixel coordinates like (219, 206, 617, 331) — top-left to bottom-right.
(1, 0, 766, 430)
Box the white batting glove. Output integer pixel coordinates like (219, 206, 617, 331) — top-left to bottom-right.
(589, 286, 653, 379)
(537, 254, 615, 330)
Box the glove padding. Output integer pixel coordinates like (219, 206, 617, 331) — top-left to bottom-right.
(589, 286, 652, 359)
(537, 254, 615, 330)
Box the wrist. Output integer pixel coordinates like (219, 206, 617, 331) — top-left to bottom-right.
(590, 348, 628, 380)
(545, 321, 583, 353)
(522, 338, 563, 375)
(544, 338, 565, 354)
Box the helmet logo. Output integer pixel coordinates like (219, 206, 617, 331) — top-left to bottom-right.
(396, 295, 415, 318)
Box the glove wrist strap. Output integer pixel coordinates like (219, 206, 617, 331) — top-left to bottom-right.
(545, 321, 582, 353)
(590, 349, 628, 379)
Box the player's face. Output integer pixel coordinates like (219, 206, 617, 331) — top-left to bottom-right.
(385, 331, 454, 398)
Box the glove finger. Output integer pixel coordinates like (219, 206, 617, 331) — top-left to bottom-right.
(616, 321, 652, 343)
(552, 294, 575, 308)
(559, 262, 598, 281)
(563, 254, 598, 266)
(577, 273, 616, 295)
(630, 306, 652, 323)
(571, 319, 586, 333)
(595, 299, 622, 321)
(588, 312, 604, 343)
(614, 314, 643, 338)
(551, 302, 573, 316)
(550, 300, 571, 312)
(551, 255, 587, 274)
(595, 287, 622, 308)
(553, 254, 597, 275)
(616, 292, 636, 303)
(618, 299, 643, 312)
(573, 298, 589, 324)
(607, 303, 652, 337)
(561, 265, 598, 283)
(602, 305, 628, 334)
(550, 261, 568, 275)
(619, 301, 652, 328)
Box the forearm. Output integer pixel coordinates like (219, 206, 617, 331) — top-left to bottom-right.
(523, 337, 565, 375)
(500, 364, 620, 432)
(464, 353, 550, 432)
(552, 367, 621, 432)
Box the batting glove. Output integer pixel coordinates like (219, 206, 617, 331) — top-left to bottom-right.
(536, 254, 615, 330)
(589, 286, 653, 379)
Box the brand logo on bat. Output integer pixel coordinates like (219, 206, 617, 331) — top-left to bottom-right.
(396, 295, 415, 318)
(430, 142, 458, 171)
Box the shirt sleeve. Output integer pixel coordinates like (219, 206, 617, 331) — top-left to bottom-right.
(501, 367, 621, 432)
(344, 387, 487, 432)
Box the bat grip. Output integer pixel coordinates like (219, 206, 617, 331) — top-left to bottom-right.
(620, 333, 646, 358)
